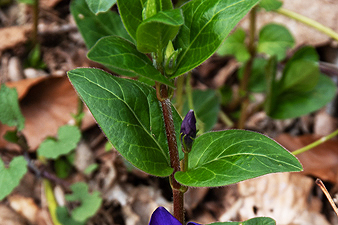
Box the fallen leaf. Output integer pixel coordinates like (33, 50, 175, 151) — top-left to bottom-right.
(8, 195, 39, 224)
(240, 0, 338, 47)
(276, 133, 338, 183)
(0, 76, 96, 151)
(0, 25, 31, 52)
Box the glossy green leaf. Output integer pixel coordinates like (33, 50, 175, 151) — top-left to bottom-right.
(87, 36, 174, 87)
(136, 9, 184, 53)
(172, 0, 260, 77)
(279, 46, 319, 93)
(37, 125, 81, 159)
(259, 0, 282, 11)
(142, 0, 173, 20)
(116, 0, 146, 40)
(217, 28, 250, 62)
(0, 84, 25, 131)
(71, 0, 132, 49)
(117, 0, 173, 40)
(183, 89, 220, 133)
(257, 23, 294, 61)
(238, 57, 267, 92)
(68, 68, 182, 176)
(269, 74, 337, 119)
(0, 156, 28, 200)
(85, 0, 116, 14)
(209, 217, 275, 225)
(175, 130, 302, 187)
(65, 182, 102, 222)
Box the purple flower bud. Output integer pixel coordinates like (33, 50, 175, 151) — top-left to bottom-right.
(149, 207, 201, 225)
(180, 110, 196, 152)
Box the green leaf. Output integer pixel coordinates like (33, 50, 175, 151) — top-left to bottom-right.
(68, 68, 182, 177)
(0, 84, 25, 131)
(87, 36, 174, 87)
(37, 125, 81, 159)
(259, 0, 282, 11)
(136, 9, 184, 54)
(238, 57, 267, 92)
(279, 46, 319, 93)
(65, 182, 102, 222)
(54, 158, 73, 179)
(175, 130, 302, 187)
(172, 0, 260, 78)
(217, 28, 250, 62)
(257, 23, 294, 61)
(209, 217, 276, 225)
(85, 0, 116, 14)
(71, 0, 132, 49)
(268, 74, 337, 119)
(183, 89, 220, 133)
(57, 207, 85, 225)
(116, 0, 146, 40)
(0, 156, 28, 200)
(117, 0, 173, 40)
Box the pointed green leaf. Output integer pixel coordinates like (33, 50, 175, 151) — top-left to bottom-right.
(279, 46, 319, 93)
(0, 156, 28, 200)
(116, 0, 146, 40)
(71, 0, 132, 49)
(87, 36, 174, 87)
(172, 0, 260, 78)
(175, 130, 302, 187)
(259, 0, 282, 11)
(85, 0, 116, 14)
(65, 182, 102, 222)
(68, 68, 182, 176)
(37, 125, 81, 159)
(0, 84, 25, 131)
(257, 23, 294, 61)
(217, 28, 250, 62)
(136, 9, 184, 53)
(209, 217, 275, 225)
(269, 74, 337, 119)
(117, 0, 173, 40)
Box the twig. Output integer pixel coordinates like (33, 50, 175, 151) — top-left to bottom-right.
(316, 178, 338, 217)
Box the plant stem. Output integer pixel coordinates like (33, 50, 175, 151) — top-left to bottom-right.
(292, 129, 338, 155)
(238, 6, 256, 129)
(219, 110, 234, 128)
(156, 83, 184, 224)
(276, 8, 338, 42)
(32, 0, 39, 47)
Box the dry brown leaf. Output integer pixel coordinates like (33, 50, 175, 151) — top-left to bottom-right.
(0, 205, 28, 225)
(6, 77, 46, 99)
(240, 0, 338, 47)
(0, 25, 31, 52)
(276, 133, 338, 183)
(40, 0, 64, 8)
(8, 195, 39, 224)
(0, 76, 96, 150)
(234, 173, 330, 225)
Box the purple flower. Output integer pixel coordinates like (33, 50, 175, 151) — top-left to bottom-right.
(149, 207, 201, 225)
(180, 110, 197, 152)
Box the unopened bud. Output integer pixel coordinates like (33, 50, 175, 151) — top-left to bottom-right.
(180, 110, 196, 153)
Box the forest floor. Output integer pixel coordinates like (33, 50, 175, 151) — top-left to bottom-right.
(1, 0, 338, 225)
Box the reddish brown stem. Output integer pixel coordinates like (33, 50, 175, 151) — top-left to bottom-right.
(157, 84, 184, 224)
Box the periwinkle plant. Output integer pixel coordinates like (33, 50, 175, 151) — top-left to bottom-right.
(68, 0, 303, 224)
